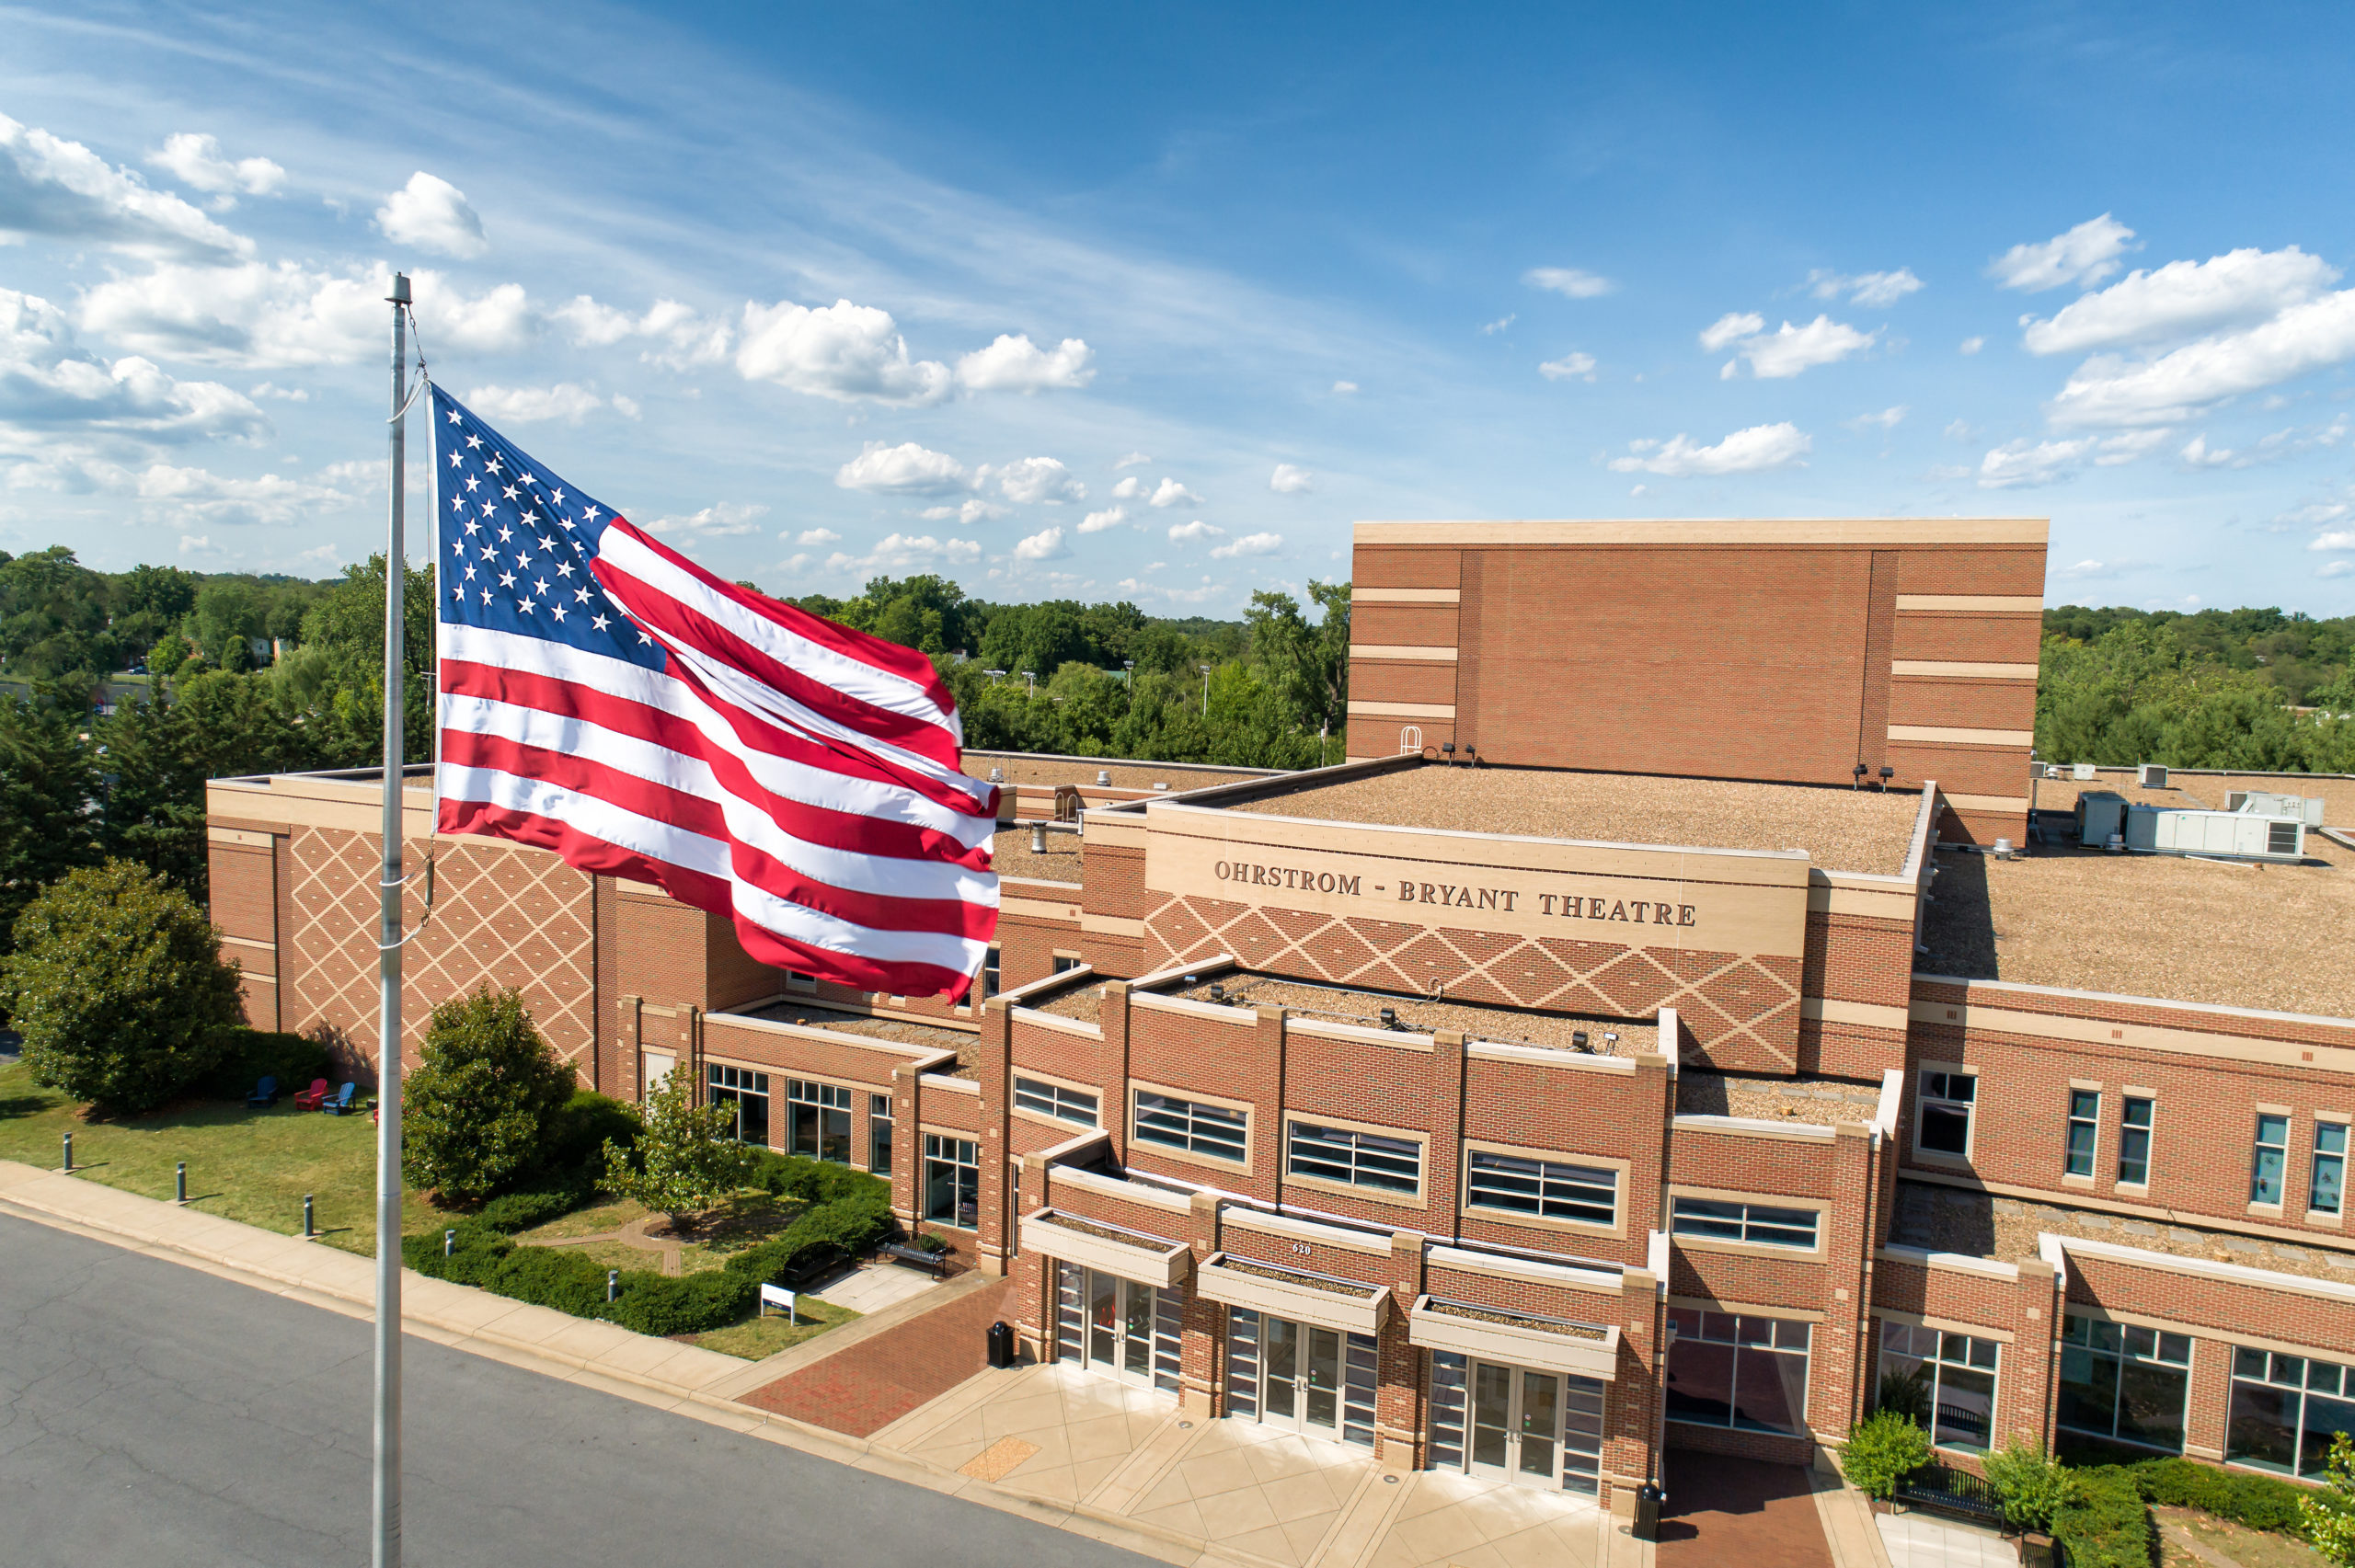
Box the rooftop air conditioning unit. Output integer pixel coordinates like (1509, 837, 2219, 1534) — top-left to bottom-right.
(2073, 762, 2098, 781)
(2231, 791, 2325, 827)
(2077, 793, 2307, 862)
(2138, 763, 2168, 789)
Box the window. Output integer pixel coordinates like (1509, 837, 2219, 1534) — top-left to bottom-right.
(1465, 1149, 1618, 1229)
(868, 1093, 893, 1177)
(2252, 1114, 2291, 1205)
(1917, 1070, 1975, 1158)
(1286, 1121, 1422, 1195)
(788, 1080, 853, 1163)
(1013, 1076, 1099, 1127)
(1664, 1310, 1811, 1436)
(2119, 1097, 2154, 1186)
(2066, 1090, 2101, 1178)
(923, 1134, 979, 1229)
(2057, 1315, 2191, 1453)
(785, 969, 817, 995)
(1051, 955, 1080, 975)
(2313, 1123, 2347, 1217)
(707, 1064, 770, 1145)
(1132, 1091, 1249, 1163)
(2228, 1347, 2355, 1479)
(1878, 1323, 2000, 1451)
(1670, 1196, 1820, 1251)
(980, 946, 1000, 1001)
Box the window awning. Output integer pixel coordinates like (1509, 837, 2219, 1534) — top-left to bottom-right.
(1407, 1294, 1621, 1380)
(1195, 1253, 1389, 1335)
(1017, 1208, 1192, 1289)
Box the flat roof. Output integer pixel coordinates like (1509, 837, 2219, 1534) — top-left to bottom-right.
(2034, 766, 2351, 828)
(1917, 831, 2355, 1020)
(1219, 763, 1923, 876)
(1161, 974, 1658, 1054)
(968, 751, 1285, 793)
(1892, 1179, 2355, 1282)
(727, 1002, 970, 1054)
(1677, 1073, 1883, 1123)
(991, 825, 1081, 884)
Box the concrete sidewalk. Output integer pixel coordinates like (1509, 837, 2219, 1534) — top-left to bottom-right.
(0, 1158, 1655, 1568)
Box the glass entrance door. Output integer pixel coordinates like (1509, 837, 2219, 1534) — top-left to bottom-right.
(1432, 1352, 1605, 1494)
(1244, 1315, 1344, 1436)
(1079, 1268, 1157, 1386)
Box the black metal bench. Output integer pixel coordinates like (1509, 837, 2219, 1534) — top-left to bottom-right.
(1894, 1462, 2008, 1528)
(879, 1242, 951, 1276)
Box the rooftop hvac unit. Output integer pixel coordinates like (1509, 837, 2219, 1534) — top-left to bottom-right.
(2073, 762, 2099, 781)
(2230, 790, 2325, 827)
(2075, 793, 2307, 862)
(2138, 763, 2168, 789)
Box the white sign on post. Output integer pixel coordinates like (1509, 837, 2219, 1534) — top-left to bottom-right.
(759, 1283, 797, 1323)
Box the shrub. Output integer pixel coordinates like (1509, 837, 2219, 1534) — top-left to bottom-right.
(401, 988, 578, 1206)
(544, 1091, 639, 1176)
(200, 1027, 331, 1100)
(1843, 1411, 1932, 1499)
(2305, 1433, 2355, 1566)
(722, 1185, 895, 1287)
(753, 1150, 884, 1206)
(1984, 1441, 2078, 1534)
(0, 860, 245, 1112)
(2131, 1456, 2309, 1535)
(609, 1271, 756, 1337)
(473, 1188, 584, 1235)
(404, 1221, 753, 1336)
(601, 1071, 758, 1231)
(2051, 1466, 2152, 1568)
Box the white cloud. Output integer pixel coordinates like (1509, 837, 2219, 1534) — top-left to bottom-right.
(2309, 531, 2355, 552)
(825, 532, 981, 574)
(644, 501, 768, 537)
(1331, 380, 1358, 395)
(550, 295, 729, 367)
(1480, 314, 1516, 335)
(1607, 422, 1810, 476)
(735, 298, 949, 406)
(1523, 267, 1614, 299)
(2022, 247, 2338, 356)
(1975, 430, 2165, 487)
(794, 527, 841, 545)
(1111, 475, 1143, 499)
(374, 171, 488, 258)
(247, 382, 306, 402)
(1113, 452, 1151, 469)
(2047, 288, 2355, 428)
(77, 260, 379, 367)
(952, 333, 1093, 393)
(0, 112, 251, 258)
(1697, 312, 1763, 352)
(1012, 525, 1068, 561)
(1807, 268, 1924, 307)
(1945, 419, 1973, 441)
(833, 440, 969, 495)
(0, 288, 268, 444)
(1959, 336, 1985, 356)
(1146, 476, 1198, 508)
(1268, 464, 1313, 494)
(1210, 531, 1281, 558)
(1538, 351, 1597, 383)
(1724, 315, 1878, 379)
(1847, 406, 1908, 431)
(130, 461, 362, 527)
(1989, 214, 2136, 292)
(1078, 504, 1127, 533)
(2319, 560, 2353, 578)
(426, 280, 537, 353)
(1166, 520, 1226, 544)
(984, 455, 1085, 505)
(2179, 418, 2349, 470)
(919, 498, 1008, 525)
(459, 382, 609, 425)
(147, 133, 285, 209)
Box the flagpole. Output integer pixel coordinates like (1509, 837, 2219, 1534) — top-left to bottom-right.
(374, 269, 410, 1568)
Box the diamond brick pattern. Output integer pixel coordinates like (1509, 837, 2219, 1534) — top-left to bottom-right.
(1141, 892, 1800, 1067)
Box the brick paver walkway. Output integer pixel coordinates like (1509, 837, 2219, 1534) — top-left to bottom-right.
(1657, 1451, 1833, 1568)
(741, 1276, 1009, 1436)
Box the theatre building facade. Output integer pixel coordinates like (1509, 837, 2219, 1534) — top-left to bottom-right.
(207, 519, 2355, 1514)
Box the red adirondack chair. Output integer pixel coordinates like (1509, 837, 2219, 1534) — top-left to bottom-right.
(292, 1078, 330, 1111)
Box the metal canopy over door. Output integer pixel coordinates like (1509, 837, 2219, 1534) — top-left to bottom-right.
(1055, 1263, 1181, 1392)
(1430, 1352, 1604, 1494)
(1225, 1308, 1377, 1447)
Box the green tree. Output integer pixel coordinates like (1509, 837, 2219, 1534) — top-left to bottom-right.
(601, 1071, 758, 1234)
(1841, 1410, 1931, 1499)
(1982, 1441, 2079, 1535)
(0, 860, 245, 1113)
(2305, 1433, 2355, 1567)
(0, 692, 103, 950)
(401, 989, 580, 1206)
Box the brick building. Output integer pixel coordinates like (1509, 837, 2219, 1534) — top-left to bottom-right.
(207, 518, 2355, 1516)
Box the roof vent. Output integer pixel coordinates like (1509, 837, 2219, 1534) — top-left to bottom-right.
(2137, 763, 2168, 789)
(1096, 769, 1111, 785)
(1992, 837, 2015, 860)
(1571, 1030, 1590, 1052)
(988, 766, 1005, 784)
(1153, 782, 1169, 791)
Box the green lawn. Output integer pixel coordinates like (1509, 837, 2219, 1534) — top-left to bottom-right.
(684, 1295, 860, 1360)
(0, 1059, 437, 1257)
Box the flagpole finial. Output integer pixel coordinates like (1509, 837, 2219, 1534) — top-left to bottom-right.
(389, 271, 411, 305)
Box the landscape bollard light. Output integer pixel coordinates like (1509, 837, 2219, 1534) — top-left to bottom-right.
(63, 1131, 72, 1172)
(176, 1162, 187, 1204)
(607, 1269, 618, 1303)
(304, 1194, 315, 1238)
(444, 1229, 456, 1257)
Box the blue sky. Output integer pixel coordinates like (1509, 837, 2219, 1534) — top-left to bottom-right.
(5, 1, 2355, 615)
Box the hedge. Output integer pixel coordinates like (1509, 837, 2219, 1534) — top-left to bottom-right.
(201, 1027, 332, 1100)
(2050, 1466, 2153, 1568)
(2128, 1456, 2310, 1536)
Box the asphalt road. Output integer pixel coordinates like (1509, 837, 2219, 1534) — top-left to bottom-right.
(0, 1212, 1153, 1568)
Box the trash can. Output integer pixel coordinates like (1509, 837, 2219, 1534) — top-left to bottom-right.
(987, 1320, 1016, 1368)
(1632, 1482, 1662, 1542)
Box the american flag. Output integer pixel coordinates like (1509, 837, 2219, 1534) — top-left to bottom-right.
(430, 384, 1000, 1001)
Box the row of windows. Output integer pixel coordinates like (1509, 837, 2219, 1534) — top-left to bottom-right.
(1919, 1072, 2349, 1217)
(706, 1067, 895, 1174)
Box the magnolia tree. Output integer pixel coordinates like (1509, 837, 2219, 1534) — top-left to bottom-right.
(402, 988, 577, 1205)
(601, 1071, 757, 1235)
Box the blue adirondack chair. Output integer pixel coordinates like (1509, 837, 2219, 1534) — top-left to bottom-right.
(244, 1075, 279, 1108)
(319, 1082, 357, 1115)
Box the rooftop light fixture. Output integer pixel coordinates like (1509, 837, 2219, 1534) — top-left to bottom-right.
(1198, 662, 1213, 715)
(1852, 762, 1868, 789)
(1209, 982, 1224, 1001)
(1878, 765, 1895, 789)
(1379, 1006, 1399, 1029)
(1571, 1030, 1590, 1051)
(983, 668, 1006, 684)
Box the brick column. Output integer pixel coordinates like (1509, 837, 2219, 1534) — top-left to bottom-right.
(1377, 1230, 1429, 1471)
(1609, 1265, 1663, 1516)
(1181, 1189, 1223, 1417)
(1430, 1032, 1467, 1244)
(890, 1063, 920, 1233)
(1816, 1120, 1877, 1456)
(2006, 1257, 2060, 1452)
(1101, 979, 1132, 1162)
(975, 999, 1013, 1277)
(1256, 1005, 1287, 1199)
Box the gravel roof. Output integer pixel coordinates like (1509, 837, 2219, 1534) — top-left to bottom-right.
(2036, 767, 2352, 828)
(1917, 832, 2355, 1019)
(1228, 764, 1922, 875)
(969, 752, 1283, 792)
(1678, 1073, 1882, 1122)
(1424, 1298, 1610, 1342)
(1161, 975, 1656, 1054)
(730, 1002, 970, 1054)
(1890, 1180, 2355, 1284)
(1212, 1255, 1383, 1297)
(1026, 983, 1109, 1023)
(991, 826, 1083, 883)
